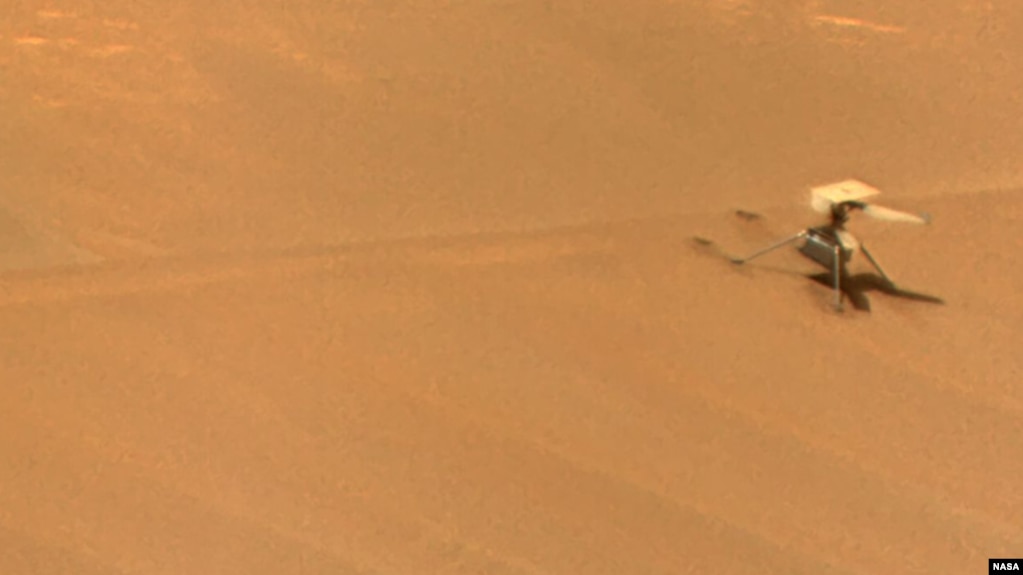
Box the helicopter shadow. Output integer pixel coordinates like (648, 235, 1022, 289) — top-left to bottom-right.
(689, 237, 946, 312)
(807, 272, 945, 312)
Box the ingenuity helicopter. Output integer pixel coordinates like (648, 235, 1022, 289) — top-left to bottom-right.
(730, 179, 931, 311)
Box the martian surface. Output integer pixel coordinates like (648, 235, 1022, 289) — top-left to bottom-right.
(1, 1, 1021, 573)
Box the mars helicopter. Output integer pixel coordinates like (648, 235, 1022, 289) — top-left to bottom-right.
(730, 179, 931, 311)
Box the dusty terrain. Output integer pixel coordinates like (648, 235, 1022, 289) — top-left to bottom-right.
(1, 1, 1021, 573)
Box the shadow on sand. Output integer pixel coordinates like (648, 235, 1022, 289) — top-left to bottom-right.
(807, 272, 945, 312)
(690, 237, 945, 312)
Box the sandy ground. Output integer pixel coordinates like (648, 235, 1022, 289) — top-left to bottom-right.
(1, 1, 1022, 573)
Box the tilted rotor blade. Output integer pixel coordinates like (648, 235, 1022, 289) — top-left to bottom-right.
(862, 204, 931, 224)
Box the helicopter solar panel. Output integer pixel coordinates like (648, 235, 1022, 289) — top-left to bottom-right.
(811, 179, 883, 205)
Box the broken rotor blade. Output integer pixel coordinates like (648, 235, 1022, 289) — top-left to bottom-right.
(862, 204, 931, 224)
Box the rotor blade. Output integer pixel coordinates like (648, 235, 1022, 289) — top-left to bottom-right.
(862, 204, 930, 224)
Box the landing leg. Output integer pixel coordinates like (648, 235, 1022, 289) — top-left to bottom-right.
(860, 243, 894, 286)
(731, 231, 808, 264)
(832, 245, 845, 311)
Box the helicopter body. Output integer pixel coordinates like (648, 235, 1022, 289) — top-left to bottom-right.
(799, 225, 851, 270)
(731, 179, 930, 311)
(799, 196, 867, 271)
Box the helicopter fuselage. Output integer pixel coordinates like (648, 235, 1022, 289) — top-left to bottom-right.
(799, 226, 853, 273)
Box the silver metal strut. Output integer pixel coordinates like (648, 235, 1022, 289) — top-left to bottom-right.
(859, 243, 893, 286)
(731, 231, 808, 264)
(833, 243, 843, 311)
